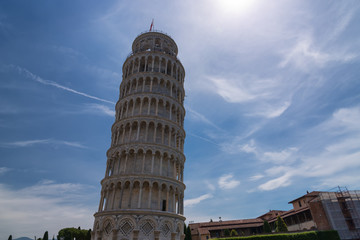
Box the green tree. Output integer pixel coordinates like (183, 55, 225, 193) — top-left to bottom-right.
(8, 235, 12, 240)
(86, 229, 91, 240)
(263, 220, 272, 233)
(275, 216, 288, 232)
(186, 225, 192, 240)
(224, 229, 230, 237)
(230, 229, 238, 237)
(43, 231, 49, 240)
(58, 227, 92, 240)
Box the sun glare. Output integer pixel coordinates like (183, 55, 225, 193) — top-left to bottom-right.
(215, 0, 256, 15)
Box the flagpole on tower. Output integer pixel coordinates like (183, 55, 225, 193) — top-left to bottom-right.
(149, 19, 154, 31)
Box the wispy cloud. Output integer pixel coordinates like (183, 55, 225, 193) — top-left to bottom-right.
(207, 75, 292, 119)
(222, 138, 298, 165)
(0, 167, 11, 175)
(248, 101, 291, 119)
(186, 107, 220, 129)
(279, 36, 356, 72)
(258, 173, 292, 191)
(218, 174, 240, 190)
(208, 77, 255, 103)
(1, 139, 87, 149)
(184, 193, 213, 207)
(11, 65, 115, 104)
(257, 106, 360, 191)
(262, 147, 298, 164)
(187, 133, 219, 146)
(249, 174, 264, 181)
(0, 181, 95, 239)
(83, 103, 115, 117)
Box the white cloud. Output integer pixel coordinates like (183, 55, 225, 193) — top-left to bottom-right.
(257, 106, 360, 191)
(218, 174, 240, 189)
(222, 138, 297, 165)
(221, 138, 256, 155)
(207, 75, 292, 119)
(204, 181, 216, 191)
(241, 142, 257, 154)
(321, 106, 360, 134)
(208, 77, 255, 103)
(258, 173, 292, 191)
(0, 181, 95, 240)
(252, 101, 291, 119)
(83, 103, 115, 117)
(0, 167, 11, 175)
(262, 147, 298, 164)
(1, 139, 87, 149)
(279, 35, 356, 72)
(249, 174, 264, 181)
(184, 193, 213, 207)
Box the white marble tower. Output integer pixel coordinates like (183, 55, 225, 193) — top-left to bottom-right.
(92, 30, 186, 240)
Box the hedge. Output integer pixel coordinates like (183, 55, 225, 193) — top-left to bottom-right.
(317, 230, 340, 240)
(213, 230, 340, 240)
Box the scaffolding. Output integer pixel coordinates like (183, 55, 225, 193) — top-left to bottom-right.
(317, 187, 360, 240)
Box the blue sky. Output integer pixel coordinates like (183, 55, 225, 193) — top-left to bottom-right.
(1, 0, 360, 239)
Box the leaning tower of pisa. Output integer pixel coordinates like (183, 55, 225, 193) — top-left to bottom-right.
(92, 30, 186, 240)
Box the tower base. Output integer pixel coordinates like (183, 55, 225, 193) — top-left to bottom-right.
(92, 210, 185, 240)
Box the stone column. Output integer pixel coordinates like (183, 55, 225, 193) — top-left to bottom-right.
(142, 154, 146, 173)
(173, 161, 176, 178)
(151, 154, 155, 173)
(159, 156, 163, 176)
(167, 159, 170, 177)
(98, 192, 104, 211)
(155, 99, 159, 116)
(166, 190, 169, 211)
(123, 154, 128, 173)
(162, 126, 165, 144)
(135, 79, 139, 92)
(138, 183, 143, 208)
(154, 230, 161, 240)
(147, 99, 151, 114)
(119, 186, 125, 208)
(136, 124, 140, 141)
(133, 230, 139, 240)
(128, 182, 133, 208)
(148, 185, 153, 208)
(139, 99, 143, 115)
(173, 191, 176, 213)
(112, 229, 118, 240)
(168, 129, 171, 146)
(153, 125, 157, 143)
(158, 187, 162, 210)
(110, 187, 116, 210)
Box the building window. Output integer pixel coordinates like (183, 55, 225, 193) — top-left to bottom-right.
(162, 200, 166, 211)
(298, 201, 302, 207)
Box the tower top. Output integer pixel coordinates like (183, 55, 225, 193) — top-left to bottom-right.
(131, 30, 178, 57)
